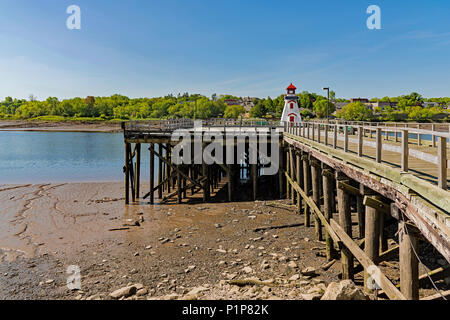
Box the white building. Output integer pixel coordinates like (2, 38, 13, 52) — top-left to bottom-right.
(281, 83, 302, 124)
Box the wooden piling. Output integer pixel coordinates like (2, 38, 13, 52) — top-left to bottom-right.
(322, 167, 336, 260)
(364, 195, 382, 292)
(336, 172, 354, 280)
(311, 160, 323, 241)
(125, 142, 130, 205)
(149, 144, 155, 204)
(399, 220, 419, 300)
(302, 155, 311, 227)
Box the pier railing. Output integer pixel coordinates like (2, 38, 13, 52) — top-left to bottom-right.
(123, 118, 283, 132)
(285, 121, 449, 191)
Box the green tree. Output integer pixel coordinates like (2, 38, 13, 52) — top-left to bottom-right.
(336, 102, 373, 121)
(313, 99, 335, 118)
(224, 105, 245, 118)
(249, 101, 266, 118)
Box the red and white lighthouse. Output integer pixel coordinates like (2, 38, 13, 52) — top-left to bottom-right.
(281, 83, 302, 124)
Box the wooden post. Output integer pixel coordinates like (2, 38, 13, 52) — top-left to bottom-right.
(402, 130, 409, 172)
(364, 195, 382, 292)
(358, 126, 363, 157)
(322, 168, 336, 260)
(324, 124, 329, 146)
(432, 124, 436, 148)
(286, 147, 291, 200)
(357, 183, 365, 239)
(379, 212, 388, 253)
(279, 142, 284, 198)
(202, 143, 210, 202)
(317, 124, 321, 144)
(376, 128, 382, 163)
(158, 143, 163, 199)
(134, 143, 141, 199)
(303, 155, 311, 227)
(438, 136, 447, 190)
(289, 147, 295, 204)
(296, 152, 302, 215)
(336, 173, 354, 280)
(251, 163, 257, 201)
(333, 125, 337, 149)
(149, 144, 155, 204)
(166, 144, 171, 193)
(417, 124, 421, 146)
(125, 142, 130, 205)
(311, 161, 323, 241)
(344, 126, 349, 152)
(399, 220, 419, 300)
(227, 164, 233, 202)
(177, 165, 182, 203)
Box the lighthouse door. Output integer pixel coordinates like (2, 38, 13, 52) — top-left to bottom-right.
(289, 116, 295, 122)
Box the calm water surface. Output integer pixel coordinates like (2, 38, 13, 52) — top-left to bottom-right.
(0, 131, 152, 184)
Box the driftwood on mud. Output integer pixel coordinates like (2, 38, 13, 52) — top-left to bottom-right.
(253, 223, 304, 232)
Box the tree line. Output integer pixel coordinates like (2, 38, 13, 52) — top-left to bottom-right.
(0, 91, 448, 122)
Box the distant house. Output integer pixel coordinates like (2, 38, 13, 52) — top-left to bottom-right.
(423, 102, 439, 108)
(335, 102, 350, 110)
(350, 98, 369, 103)
(224, 99, 242, 106)
(242, 97, 257, 112)
(367, 101, 398, 111)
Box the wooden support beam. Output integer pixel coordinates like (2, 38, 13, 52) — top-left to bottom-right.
(149, 144, 204, 190)
(357, 183, 365, 239)
(399, 220, 419, 300)
(296, 152, 302, 215)
(421, 290, 450, 301)
(363, 196, 391, 215)
(134, 143, 141, 199)
(177, 165, 182, 203)
(336, 173, 354, 280)
(312, 162, 323, 241)
(227, 164, 233, 202)
(158, 143, 163, 199)
(125, 142, 130, 205)
(364, 195, 382, 293)
(285, 173, 341, 247)
(330, 219, 407, 300)
(278, 142, 284, 198)
(149, 144, 155, 204)
(303, 156, 311, 227)
(251, 163, 258, 201)
(323, 166, 337, 261)
(337, 181, 359, 197)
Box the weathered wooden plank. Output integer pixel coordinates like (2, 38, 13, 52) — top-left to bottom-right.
(330, 219, 407, 300)
(285, 173, 341, 246)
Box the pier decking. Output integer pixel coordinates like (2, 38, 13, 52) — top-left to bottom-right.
(122, 119, 450, 300)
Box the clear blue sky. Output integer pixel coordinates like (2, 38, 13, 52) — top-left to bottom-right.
(0, 0, 449, 100)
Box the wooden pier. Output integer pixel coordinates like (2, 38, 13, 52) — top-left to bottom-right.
(123, 119, 450, 300)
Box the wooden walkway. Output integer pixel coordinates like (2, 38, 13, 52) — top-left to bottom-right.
(122, 119, 450, 300)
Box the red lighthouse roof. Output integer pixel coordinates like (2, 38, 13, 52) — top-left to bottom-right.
(287, 83, 296, 90)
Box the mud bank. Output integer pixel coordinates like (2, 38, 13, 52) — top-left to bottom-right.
(0, 182, 444, 300)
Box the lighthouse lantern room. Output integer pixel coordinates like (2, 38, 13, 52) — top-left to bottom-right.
(281, 83, 302, 124)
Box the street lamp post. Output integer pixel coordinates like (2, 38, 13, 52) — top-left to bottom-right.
(323, 87, 330, 122)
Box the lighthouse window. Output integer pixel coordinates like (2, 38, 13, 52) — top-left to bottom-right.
(290, 103, 294, 109)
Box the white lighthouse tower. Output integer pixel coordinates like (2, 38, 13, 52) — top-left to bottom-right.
(281, 83, 302, 124)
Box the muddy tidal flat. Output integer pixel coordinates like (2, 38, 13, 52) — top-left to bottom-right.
(0, 182, 348, 300)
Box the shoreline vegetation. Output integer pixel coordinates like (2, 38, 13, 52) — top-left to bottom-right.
(0, 92, 449, 124)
